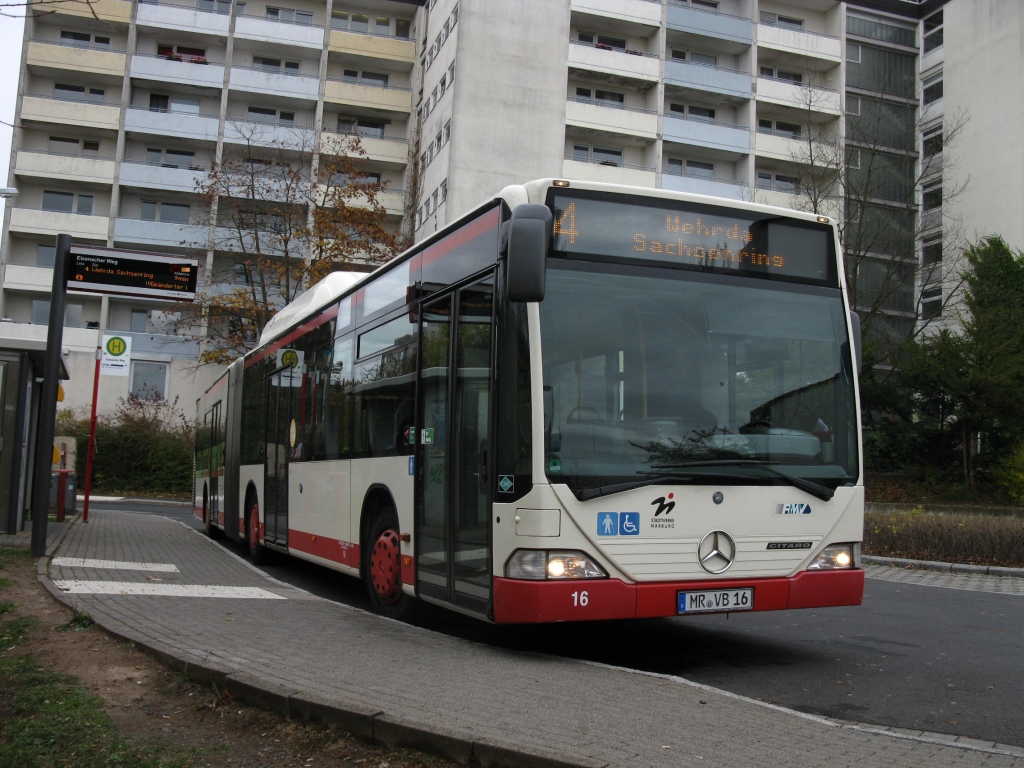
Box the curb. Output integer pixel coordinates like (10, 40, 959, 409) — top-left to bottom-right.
(863, 555, 1024, 578)
(36, 555, 606, 768)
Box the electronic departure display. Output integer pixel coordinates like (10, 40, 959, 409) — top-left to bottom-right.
(67, 245, 199, 302)
(548, 191, 835, 284)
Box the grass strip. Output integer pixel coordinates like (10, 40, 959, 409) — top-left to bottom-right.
(0, 650, 192, 768)
(865, 509, 1024, 567)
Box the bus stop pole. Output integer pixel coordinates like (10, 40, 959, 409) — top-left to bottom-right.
(82, 345, 101, 524)
(29, 233, 70, 558)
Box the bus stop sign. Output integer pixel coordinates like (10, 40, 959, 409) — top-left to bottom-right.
(67, 245, 199, 302)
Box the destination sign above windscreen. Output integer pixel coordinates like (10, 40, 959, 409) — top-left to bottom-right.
(549, 193, 834, 284)
(67, 246, 199, 302)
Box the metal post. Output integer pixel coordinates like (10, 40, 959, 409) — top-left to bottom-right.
(29, 234, 70, 557)
(82, 345, 101, 524)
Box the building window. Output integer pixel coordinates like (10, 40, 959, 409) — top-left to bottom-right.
(760, 66, 802, 83)
(578, 31, 627, 51)
(48, 136, 100, 156)
(254, 55, 301, 73)
(690, 52, 717, 67)
(60, 30, 110, 47)
(921, 286, 942, 321)
(196, 0, 231, 14)
(923, 10, 943, 53)
(131, 361, 169, 401)
(248, 106, 295, 125)
(141, 201, 191, 224)
(265, 6, 313, 24)
(760, 12, 803, 30)
(54, 83, 105, 103)
(923, 127, 943, 158)
(343, 69, 389, 87)
(572, 144, 622, 166)
(922, 184, 942, 211)
(36, 244, 56, 268)
(846, 42, 861, 63)
(686, 160, 715, 178)
(923, 73, 943, 104)
(922, 239, 942, 266)
(757, 172, 799, 193)
(42, 190, 93, 214)
(337, 116, 386, 137)
(845, 94, 861, 115)
(131, 309, 149, 333)
(31, 300, 50, 325)
(758, 119, 801, 138)
(575, 86, 625, 107)
(146, 148, 197, 168)
(847, 149, 861, 170)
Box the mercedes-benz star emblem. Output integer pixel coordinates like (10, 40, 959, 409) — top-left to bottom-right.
(698, 530, 736, 574)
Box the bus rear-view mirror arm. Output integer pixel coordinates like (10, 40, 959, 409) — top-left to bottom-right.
(504, 204, 552, 303)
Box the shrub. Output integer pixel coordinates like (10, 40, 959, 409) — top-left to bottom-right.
(62, 396, 195, 497)
(994, 444, 1024, 507)
(864, 509, 1024, 567)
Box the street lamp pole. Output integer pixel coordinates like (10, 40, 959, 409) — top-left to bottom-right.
(29, 234, 70, 557)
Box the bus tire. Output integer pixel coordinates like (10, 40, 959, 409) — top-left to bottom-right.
(245, 493, 269, 565)
(203, 486, 221, 539)
(364, 506, 413, 621)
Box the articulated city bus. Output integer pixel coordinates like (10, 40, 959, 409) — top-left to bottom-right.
(195, 179, 865, 623)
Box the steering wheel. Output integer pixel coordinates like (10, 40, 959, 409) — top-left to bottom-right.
(566, 406, 603, 422)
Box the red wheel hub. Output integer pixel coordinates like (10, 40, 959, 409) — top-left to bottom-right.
(370, 529, 402, 605)
(249, 503, 260, 547)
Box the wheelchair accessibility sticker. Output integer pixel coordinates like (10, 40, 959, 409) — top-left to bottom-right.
(598, 512, 641, 536)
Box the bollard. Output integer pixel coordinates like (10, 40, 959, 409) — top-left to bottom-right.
(55, 469, 73, 523)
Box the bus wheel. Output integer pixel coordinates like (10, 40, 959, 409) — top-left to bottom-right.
(246, 496, 268, 565)
(365, 507, 413, 620)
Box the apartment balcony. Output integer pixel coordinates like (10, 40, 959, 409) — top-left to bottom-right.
(754, 185, 800, 210)
(922, 152, 943, 179)
(562, 157, 656, 187)
(229, 66, 320, 101)
(756, 76, 840, 114)
(223, 118, 315, 148)
(125, 106, 221, 143)
(234, 14, 326, 49)
(9, 208, 109, 239)
(569, 0, 662, 30)
(663, 114, 750, 155)
(1, 264, 55, 293)
(757, 24, 841, 63)
(754, 129, 803, 162)
(328, 29, 415, 68)
(661, 170, 748, 201)
(113, 217, 208, 249)
(130, 54, 226, 89)
(665, 60, 751, 102)
(312, 184, 405, 216)
(566, 99, 658, 142)
(320, 131, 410, 167)
(921, 207, 942, 232)
(0, 322, 100, 352)
(26, 40, 126, 80)
(121, 329, 202, 358)
(666, 3, 754, 47)
(119, 160, 207, 194)
(324, 80, 412, 114)
(58, 0, 132, 24)
(21, 95, 120, 132)
(14, 150, 116, 185)
(137, 0, 231, 36)
(567, 41, 660, 86)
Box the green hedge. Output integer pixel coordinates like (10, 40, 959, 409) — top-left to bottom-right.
(58, 396, 195, 497)
(864, 509, 1024, 568)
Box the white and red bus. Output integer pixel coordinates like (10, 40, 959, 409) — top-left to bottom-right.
(195, 179, 865, 623)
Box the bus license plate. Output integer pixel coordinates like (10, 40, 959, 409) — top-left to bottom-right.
(678, 588, 753, 614)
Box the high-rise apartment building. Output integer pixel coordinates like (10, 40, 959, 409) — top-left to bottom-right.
(2, 0, 1016, 415)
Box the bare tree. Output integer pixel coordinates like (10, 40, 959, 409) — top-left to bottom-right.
(786, 80, 970, 355)
(186, 123, 403, 364)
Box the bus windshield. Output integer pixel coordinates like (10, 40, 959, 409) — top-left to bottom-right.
(540, 261, 858, 497)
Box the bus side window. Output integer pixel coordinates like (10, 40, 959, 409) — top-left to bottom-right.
(330, 336, 354, 459)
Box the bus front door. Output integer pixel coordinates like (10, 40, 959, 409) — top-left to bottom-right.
(264, 366, 295, 546)
(416, 277, 495, 615)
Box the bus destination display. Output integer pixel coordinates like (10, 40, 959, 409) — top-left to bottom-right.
(550, 194, 833, 283)
(68, 245, 199, 302)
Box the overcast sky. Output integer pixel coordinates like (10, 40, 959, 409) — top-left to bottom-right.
(0, 14, 26, 219)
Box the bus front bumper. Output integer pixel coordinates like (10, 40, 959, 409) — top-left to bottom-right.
(492, 569, 864, 624)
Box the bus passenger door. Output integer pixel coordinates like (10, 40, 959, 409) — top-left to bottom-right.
(264, 366, 294, 545)
(415, 277, 495, 614)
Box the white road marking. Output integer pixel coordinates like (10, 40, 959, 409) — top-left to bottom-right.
(52, 557, 180, 573)
(52, 580, 286, 599)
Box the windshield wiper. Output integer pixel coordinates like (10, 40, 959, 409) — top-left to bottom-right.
(576, 471, 767, 501)
(650, 460, 836, 501)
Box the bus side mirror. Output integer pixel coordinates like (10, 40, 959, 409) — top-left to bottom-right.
(849, 310, 862, 374)
(505, 204, 552, 303)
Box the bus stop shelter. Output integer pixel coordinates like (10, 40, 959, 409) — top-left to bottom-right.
(0, 336, 70, 535)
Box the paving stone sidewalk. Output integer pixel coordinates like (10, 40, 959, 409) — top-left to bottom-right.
(39, 509, 1024, 768)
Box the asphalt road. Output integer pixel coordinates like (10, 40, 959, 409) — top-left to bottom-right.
(113, 500, 1024, 748)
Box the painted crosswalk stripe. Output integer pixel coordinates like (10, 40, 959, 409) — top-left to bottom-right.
(52, 557, 180, 573)
(52, 580, 286, 599)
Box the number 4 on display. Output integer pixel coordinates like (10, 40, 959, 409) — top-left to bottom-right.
(554, 202, 578, 244)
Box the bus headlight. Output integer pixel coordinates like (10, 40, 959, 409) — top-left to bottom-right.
(505, 550, 607, 580)
(807, 544, 859, 570)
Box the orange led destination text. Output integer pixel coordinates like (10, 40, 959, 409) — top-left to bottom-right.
(633, 215, 785, 269)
